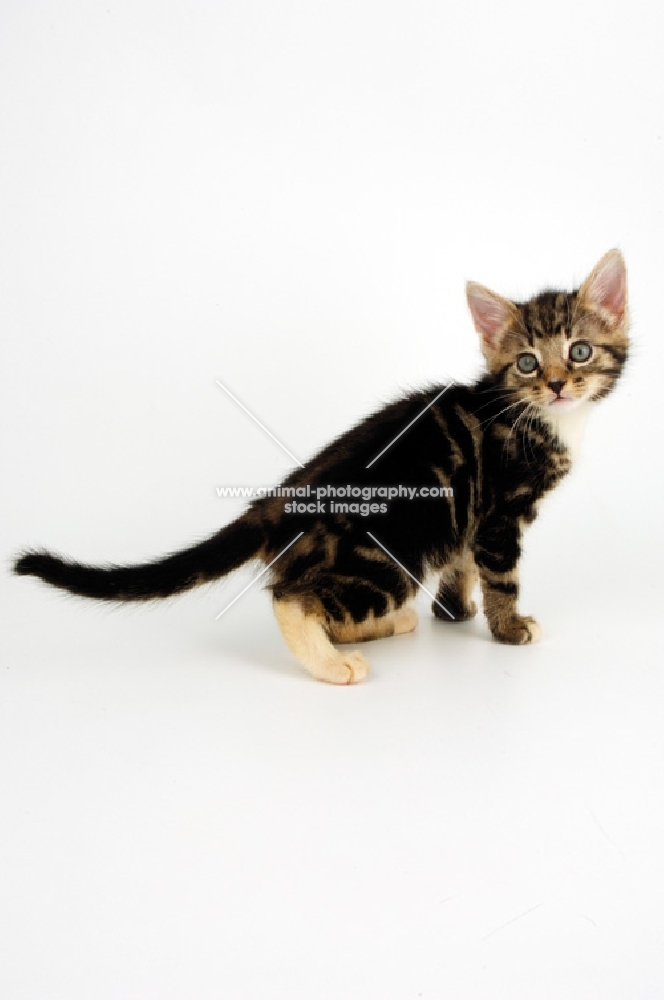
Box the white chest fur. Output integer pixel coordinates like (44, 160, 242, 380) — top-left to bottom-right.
(539, 402, 591, 463)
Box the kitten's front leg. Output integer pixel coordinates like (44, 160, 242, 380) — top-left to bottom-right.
(473, 517, 542, 645)
(432, 550, 479, 622)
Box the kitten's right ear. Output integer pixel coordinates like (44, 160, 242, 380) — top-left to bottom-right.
(466, 282, 518, 354)
(577, 248, 628, 328)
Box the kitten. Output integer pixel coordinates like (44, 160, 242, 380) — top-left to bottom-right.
(14, 250, 629, 684)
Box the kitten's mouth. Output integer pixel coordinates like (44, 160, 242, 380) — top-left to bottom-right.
(545, 394, 582, 410)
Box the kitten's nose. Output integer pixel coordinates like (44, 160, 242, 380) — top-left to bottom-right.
(547, 379, 566, 396)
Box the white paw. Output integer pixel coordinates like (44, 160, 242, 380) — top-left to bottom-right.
(524, 616, 543, 643)
(393, 606, 418, 635)
(321, 650, 370, 684)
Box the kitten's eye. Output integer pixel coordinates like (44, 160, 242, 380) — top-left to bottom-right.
(516, 353, 538, 374)
(570, 341, 592, 363)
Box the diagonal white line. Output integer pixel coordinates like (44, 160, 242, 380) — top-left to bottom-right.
(216, 379, 305, 468)
(215, 532, 304, 620)
(481, 902, 544, 941)
(366, 531, 455, 620)
(366, 382, 455, 469)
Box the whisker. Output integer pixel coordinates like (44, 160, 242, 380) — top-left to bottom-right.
(476, 385, 520, 393)
(474, 392, 521, 416)
(502, 400, 533, 463)
(523, 403, 540, 463)
(480, 398, 526, 430)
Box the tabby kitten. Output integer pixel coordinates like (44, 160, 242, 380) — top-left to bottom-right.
(15, 250, 629, 684)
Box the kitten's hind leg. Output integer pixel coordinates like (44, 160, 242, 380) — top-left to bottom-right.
(433, 551, 479, 622)
(328, 605, 418, 643)
(273, 597, 370, 684)
(390, 605, 419, 635)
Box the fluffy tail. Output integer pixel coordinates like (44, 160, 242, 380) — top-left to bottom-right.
(13, 515, 265, 601)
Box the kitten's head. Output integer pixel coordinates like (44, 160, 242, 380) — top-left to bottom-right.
(467, 250, 629, 413)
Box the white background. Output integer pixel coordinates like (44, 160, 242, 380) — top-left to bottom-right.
(2, 1, 663, 997)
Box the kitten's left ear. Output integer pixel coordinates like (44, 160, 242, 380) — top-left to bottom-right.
(466, 281, 520, 356)
(577, 249, 627, 328)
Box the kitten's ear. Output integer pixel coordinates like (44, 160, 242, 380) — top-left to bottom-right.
(577, 249, 627, 327)
(466, 282, 518, 353)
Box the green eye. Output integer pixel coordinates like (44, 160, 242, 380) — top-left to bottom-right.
(570, 341, 592, 363)
(516, 353, 538, 374)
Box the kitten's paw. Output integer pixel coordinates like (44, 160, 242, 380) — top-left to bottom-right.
(433, 599, 478, 622)
(320, 651, 370, 685)
(491, 615, 542, 645)
(393, 606, 418, 634)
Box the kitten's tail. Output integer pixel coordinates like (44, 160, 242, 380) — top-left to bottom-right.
(13, 514, 265, 601)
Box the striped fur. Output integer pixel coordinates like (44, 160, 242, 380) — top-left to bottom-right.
(14, 250, 629, 683)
